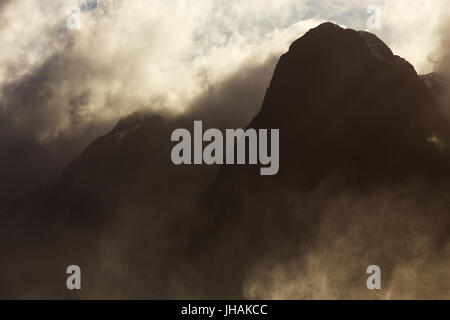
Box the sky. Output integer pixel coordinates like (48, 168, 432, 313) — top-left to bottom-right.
(0, 0, 449, 209)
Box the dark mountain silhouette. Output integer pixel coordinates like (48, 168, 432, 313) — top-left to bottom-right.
(187, 23, 450, 298)
(1, 23, 449, 299)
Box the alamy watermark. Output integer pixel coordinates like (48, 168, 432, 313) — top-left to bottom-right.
(170, 121, 279, 176)
(366, 5, 382, 30)
(366, 265, 381, 290)
(66, 265, 81, 290)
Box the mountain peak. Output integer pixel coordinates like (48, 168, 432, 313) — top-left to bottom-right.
(306, 21, 343, 34)
(288, 22, 393, 63)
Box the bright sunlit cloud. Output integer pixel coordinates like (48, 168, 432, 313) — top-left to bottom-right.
(0, 0, 447, 141)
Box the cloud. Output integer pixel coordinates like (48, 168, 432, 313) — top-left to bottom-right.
(431, 6, 450, 75)
(377, 0, 448, 74)
(0, 0, 446, 140)
(0, 1, 322, 139)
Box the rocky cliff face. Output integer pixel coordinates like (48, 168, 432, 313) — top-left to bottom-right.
(1, 23, 449, 299)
